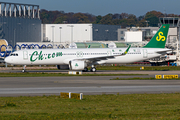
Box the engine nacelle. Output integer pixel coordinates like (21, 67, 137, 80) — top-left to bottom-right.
(69, 61, 86, 70)
(57, 65, 60, 69)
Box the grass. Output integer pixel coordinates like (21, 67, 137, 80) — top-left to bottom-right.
(96, 65, 180, 71)
(111, 77, 180, 80)
(0, 72, 147, 77)
(0, 93, 180, 119)
(111, 77, 156, 80)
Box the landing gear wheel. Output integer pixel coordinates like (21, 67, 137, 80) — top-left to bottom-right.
(90, 67, 96, 72)
(83, 67, 88, 72)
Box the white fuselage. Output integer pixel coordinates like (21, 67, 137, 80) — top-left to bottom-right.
(5, 47, 169, 65)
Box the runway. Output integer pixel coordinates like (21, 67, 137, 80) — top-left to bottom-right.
(0, 73, 180, 96)
(0, 85, 180, 96)
(1, 69, 180, 75)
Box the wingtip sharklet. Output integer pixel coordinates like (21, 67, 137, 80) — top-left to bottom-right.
(124, 45, 131, 55)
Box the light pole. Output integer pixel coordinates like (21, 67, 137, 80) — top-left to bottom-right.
(145, 21, 149, 27)
(51, 26, 55, 48)
(105, 29, 109, 41)
(13, 28, 16, 47)
(67, 25, 74, 44)
(59, 27, 62, 43)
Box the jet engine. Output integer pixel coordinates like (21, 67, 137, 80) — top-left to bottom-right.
(69, 60, 86, 70)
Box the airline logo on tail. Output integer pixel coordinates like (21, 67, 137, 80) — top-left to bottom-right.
(156, 32, 165, 41)
(143, 24, 169, 48)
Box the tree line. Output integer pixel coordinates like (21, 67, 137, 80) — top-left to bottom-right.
(40, 9, 179, 28)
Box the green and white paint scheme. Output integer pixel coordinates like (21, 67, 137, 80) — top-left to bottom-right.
(5, 24, 171, 72)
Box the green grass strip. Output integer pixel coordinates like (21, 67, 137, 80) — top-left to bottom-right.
(0, 93, 180, 119)
(96, 66, 180, 71)
(0, 72, 147, 77)
(111, 77, 180, 80)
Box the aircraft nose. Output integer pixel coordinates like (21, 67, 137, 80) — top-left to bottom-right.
(4, 57, 12, 64)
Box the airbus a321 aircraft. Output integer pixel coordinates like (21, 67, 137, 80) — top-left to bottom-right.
(5, 24, 171, 72)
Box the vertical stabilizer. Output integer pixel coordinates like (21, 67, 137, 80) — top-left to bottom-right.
(143, 24, 169, 48)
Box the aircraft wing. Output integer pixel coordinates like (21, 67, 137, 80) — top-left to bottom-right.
(74, 45, 131, 61)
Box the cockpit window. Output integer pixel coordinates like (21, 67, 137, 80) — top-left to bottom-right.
(10, 53, 18, 56)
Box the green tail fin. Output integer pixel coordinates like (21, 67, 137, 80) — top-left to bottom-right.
(143, 24, 169, 48)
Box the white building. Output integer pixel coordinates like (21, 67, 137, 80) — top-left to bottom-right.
(125, 31, 142, 42)
(42, 24, 93, 43)
(42, 24, 121, 43)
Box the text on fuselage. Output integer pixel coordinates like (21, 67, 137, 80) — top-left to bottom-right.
(30, 51, 62, 62)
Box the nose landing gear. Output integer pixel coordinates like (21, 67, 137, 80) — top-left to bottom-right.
(22, 65, 26, 73)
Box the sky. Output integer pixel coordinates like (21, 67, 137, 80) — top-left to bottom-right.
(2, 0, 180, 17)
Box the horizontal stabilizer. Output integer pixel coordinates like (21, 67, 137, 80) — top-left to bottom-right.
(156, 49, 172, 55)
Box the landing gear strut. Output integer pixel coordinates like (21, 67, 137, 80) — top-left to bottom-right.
(22, 65, 26, 73)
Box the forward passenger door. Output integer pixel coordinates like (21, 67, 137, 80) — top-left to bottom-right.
(23, 51, 28, 60)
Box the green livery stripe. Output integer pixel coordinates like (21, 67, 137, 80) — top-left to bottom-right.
(143, 24, 169, 48)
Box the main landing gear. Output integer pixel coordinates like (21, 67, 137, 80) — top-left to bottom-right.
(90, 65, 96, 72)
(83, 65, 96, 72)
(90, 67, 96, 72)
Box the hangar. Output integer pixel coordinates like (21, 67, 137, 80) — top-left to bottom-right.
(0, 2, 41, 46)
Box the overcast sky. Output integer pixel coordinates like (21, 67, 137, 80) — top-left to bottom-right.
(3, 0, 180, 17)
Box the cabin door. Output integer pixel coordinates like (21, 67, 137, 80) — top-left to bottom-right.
(107, 51, 112, 56)
(143, 49, 148, 58)
(23, 51, 28, 60)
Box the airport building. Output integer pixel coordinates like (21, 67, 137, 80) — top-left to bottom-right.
(42, 24, 121, 43)
(118, 27, 159, 42)
(0, 2, 41, 46)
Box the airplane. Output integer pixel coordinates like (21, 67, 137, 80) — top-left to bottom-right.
(5, 24, 171, 72)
